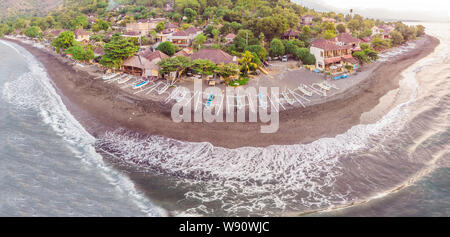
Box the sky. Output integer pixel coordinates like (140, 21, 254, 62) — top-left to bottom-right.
(294, 0, 450, 22)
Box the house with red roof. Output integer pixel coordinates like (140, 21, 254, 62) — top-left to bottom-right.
(310, 38, 358, 72)
(301, 15, 314, 25)
(190, 48, 237, 65)
(169, 27, 202, 47)
(332, 33, 361, 51)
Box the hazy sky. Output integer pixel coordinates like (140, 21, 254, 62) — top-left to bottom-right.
(294, 0, 450, 22)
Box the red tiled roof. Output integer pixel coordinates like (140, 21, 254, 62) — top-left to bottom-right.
(174, 50, 189, 57)
(124, 31, 140, 36)
(172, 30, 189, 37)
(343, 56, 358, 64)
(161, 29, 172, 34)
(141, 50, 169, 62)
(341, 54, 353, 59)
(311, 38, 352, 50)
(190, 48, 236, 64)
(361, 36, 372, 42)
(324, 57, 342, 64)
(333, 33, 359, 44)
(165, 22, 178, 29)
(185, 27, 200, 35)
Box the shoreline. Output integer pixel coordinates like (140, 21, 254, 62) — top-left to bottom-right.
(3, 35, 440, 148)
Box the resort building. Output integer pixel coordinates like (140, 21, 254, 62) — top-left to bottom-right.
(379, 25, 395, 39)
(190, 48, 238, 65)
(301, 15, 314, 25)
(156, 28, 174, 42)
(281, 29, 300, 40)
(125, 18, 164, 36)
(74, 29, 90, 43)
(165, 22, 179, 32)
(169, 27, 202, 47)
(310, 38, 358, 73)
(170, 30, 190, 47)
(371, 26, 383, 36)
(122, 49, 169, 77)
(141, 49, 169, 62)
(372, 25, 394, 39)
(122, 55, 159, 77)
(332, 33, 361, 51)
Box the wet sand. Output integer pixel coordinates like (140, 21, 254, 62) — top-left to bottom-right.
(4, 36, 439, 148)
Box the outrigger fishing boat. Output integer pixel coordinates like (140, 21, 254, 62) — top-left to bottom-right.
(118, 75, 133, 84)
(133, 80, 149, 90)
(103, 74, 119, 81)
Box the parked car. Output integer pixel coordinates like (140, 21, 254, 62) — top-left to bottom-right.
(282, 55, 288, 62)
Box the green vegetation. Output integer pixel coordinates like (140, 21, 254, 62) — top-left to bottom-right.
(100, 34, 139, 68)
(270, 38, 285, 57)
(51, 31, 76, 53)
(0, 0, 427, 82)
(66, 45, 94, 62)
(24, 26, 42, 38)
(239, 51, 258, 77)
(157, 41, 176, 56)
(192, 33, 207, 50)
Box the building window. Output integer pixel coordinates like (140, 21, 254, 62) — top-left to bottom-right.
(320, 51, 324, 57)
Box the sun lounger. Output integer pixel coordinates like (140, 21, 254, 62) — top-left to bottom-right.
(118, 75, 133, 84)
(109, 74, 128, 84)
(103, 74, 119, 81)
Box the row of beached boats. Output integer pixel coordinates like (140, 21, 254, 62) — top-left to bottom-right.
(99, 73, 171, 95)
(99, 73, 340, 111)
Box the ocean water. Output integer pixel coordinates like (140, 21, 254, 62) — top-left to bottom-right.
(0, 22, 449, 217)
(0, 40, 165, 217)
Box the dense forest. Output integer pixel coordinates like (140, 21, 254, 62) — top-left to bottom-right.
(0, 0, 425, 79)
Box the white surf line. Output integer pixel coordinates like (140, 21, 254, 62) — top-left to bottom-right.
(2, 40, 167, 217)
(283, 144, 449, 217)
(284, 36, 446, 217)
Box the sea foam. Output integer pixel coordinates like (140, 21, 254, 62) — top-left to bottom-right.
(0, 40, 166, 217)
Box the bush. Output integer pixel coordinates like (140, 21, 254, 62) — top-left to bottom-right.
(157, 41, 175, 56)
(302, 53, 316, 65)
(270, 38, 285, 57)
(228, 76, 249, 86)
(244, 45, 268, 61)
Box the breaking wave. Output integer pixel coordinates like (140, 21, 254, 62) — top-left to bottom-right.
(1, 40, 166, 217)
